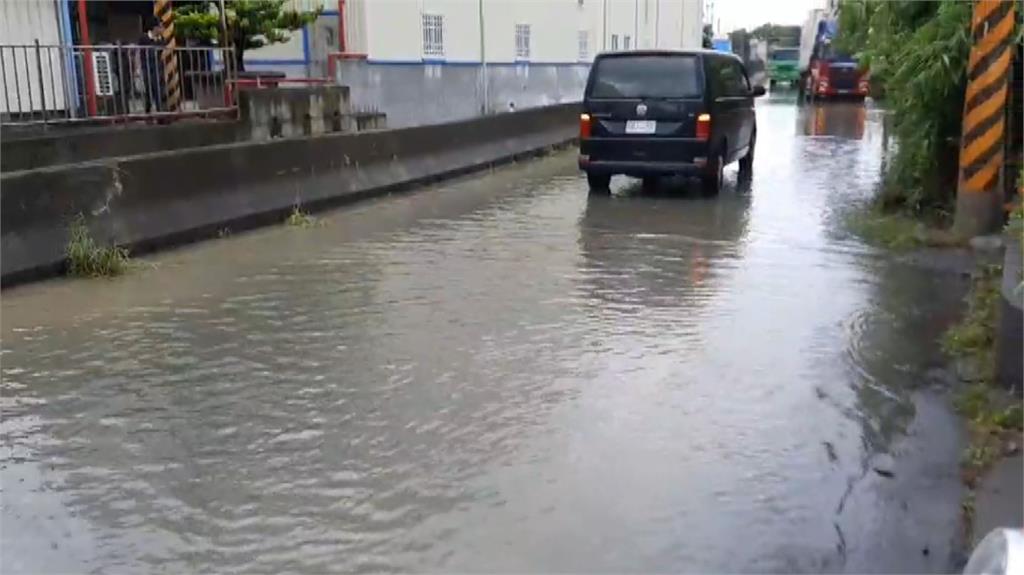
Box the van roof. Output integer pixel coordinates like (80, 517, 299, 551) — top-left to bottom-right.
(594, 49, 743, 63)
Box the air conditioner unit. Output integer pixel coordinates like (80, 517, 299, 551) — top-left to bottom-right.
(92, 51, 114, 96)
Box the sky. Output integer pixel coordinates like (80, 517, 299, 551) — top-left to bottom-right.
(712, 0, 826, 34)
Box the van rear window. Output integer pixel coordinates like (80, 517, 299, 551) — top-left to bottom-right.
(589, 56, 702, 99)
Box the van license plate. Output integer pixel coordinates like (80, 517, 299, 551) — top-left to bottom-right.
(626, 120, 657, 134)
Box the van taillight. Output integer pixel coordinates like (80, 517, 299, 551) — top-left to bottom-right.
(696, 113, 711, 141)
(580, 113, 592, 139)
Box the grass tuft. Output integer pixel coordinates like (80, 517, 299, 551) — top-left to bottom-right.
(941, 266, 1000, 359)
(846, 207, 962, 251)
(285, 206, 317, 228)
(65, 215, 130, 277)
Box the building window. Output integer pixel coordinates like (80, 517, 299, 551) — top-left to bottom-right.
(515, 23, 531, 60)
(624, 35, 631, 50)
(422, 13, 444, 57)
(611, 34, 619, 50)
(578, 31, 589, 61)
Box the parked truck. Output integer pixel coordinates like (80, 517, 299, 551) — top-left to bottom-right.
(767, 46, 800, 88)
(797, 9, 869, 101)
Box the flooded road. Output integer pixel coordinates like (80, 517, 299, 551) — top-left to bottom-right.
(2, 98, 969, 573)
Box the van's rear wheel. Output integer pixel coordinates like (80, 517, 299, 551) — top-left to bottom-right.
(587, 172, 611, 192)
(739, 132, 755, 177)
(701, 151, 724, 196)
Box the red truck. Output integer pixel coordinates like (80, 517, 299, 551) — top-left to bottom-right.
(797, 9, 869, 101)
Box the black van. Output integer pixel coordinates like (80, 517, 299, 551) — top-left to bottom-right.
(579, 50, 765, 194)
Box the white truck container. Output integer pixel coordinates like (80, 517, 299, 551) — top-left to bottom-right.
(798, 8, 827, 74)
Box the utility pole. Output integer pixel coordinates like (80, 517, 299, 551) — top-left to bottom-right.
(654, 0, 659, 48)
(634, 0, 638, 48)
(955, 0, 1016, 236)
(602, 0, 608, 51)
(478, 0, 487, 115)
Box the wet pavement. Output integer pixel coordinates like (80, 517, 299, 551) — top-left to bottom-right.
(1, 96, 971, 573)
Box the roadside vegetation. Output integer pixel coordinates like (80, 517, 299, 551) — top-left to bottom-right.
(846, 208, 961, 250)
(836, 0, 972, 216)
(285, 205, 318, 228)
(941, 264, 1022, 542)
(836, 1, 1023, 536)
(65, 216, 131, 278)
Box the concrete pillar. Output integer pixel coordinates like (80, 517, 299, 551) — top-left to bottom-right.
(954, 0, 1016, 237)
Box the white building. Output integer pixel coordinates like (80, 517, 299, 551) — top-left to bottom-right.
(248, 0, 703, 74)
(338, 0, 703, 64)
(248, 0, 703, 127)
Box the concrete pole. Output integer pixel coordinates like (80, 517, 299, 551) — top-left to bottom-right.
(478, 0, 487, 115)
(654, 0, 659, 48)
(602, 0, 607, 51)
(954, 0, 1016, 237)
(634, 0, 638, 48)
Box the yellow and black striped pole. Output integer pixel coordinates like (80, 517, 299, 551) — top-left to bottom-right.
(955, 0, 1016, 236)
(154, 0, 181, 112)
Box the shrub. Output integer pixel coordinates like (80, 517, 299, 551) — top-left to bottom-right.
(65, 216, 130, 277)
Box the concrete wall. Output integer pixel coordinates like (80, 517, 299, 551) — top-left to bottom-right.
(2, 86, 382, 172)
(240, 85, 358, 140)
(1, 102, 578, 285)
(1, 121, 244, 173)
(335, 60, 588, 128)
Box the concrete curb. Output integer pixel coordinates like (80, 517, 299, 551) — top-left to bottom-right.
(1, 103, 579, 287)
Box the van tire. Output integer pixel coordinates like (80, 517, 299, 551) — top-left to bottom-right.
(739, 132, 755, 177)
(587, 172, 611, 192)
(700, 150, 724, 196)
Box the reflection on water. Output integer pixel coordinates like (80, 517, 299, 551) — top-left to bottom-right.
(1, 101, 966, 573)
(799, 103, 868, 139)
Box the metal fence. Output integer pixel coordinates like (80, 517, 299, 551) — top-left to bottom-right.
(0, 42, 237, 125)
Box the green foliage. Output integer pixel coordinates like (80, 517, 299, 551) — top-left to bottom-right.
(836, 0, 973, 213)
(174, 0, 321, 70)
(285, 205, 317, 228)
(66, 215, 130, 277)
(847, 209, 926, 250)
(846, 206, 963, 250)
(748, 23, 801, 45)
(944, 264, 1021, 492)
(942, 266, 1000, 359)
(1008, 171, 1024, 237)
(993, 405, 1024, 431)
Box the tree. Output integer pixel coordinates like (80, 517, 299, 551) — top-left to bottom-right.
(174, 0, 322, 72)
(835, 0, 973, 213)
(702, 24, 713, 49)
(748, 23, 801, 46)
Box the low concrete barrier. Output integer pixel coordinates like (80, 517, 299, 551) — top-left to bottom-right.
(1, 86, 385, 172)
(1, 102, 579, 285)
(1, 121, 244, 173)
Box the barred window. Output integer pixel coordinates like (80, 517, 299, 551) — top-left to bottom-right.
(611, 34, 619, 50)
(624, 35, 631, 50)
(577, 30, 589, 61)
(422, 13, 444, 57)
(515, 23, 531, 60)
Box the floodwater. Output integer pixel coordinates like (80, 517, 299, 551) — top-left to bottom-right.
(1, 96, 970, 573)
